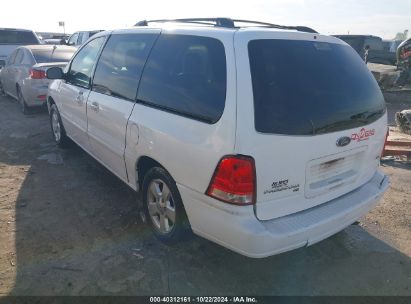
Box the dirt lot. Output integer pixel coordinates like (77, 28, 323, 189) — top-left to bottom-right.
(0, 93, 410, 296)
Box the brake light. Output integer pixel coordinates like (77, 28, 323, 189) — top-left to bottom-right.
(206, 155, 256, 205)
(29, 69, 46, 79)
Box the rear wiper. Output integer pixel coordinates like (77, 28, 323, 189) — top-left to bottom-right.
(314, 109, 385, 134)
(314, 119, 359, 134)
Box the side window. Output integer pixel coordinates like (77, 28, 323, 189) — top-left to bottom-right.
(92, 33, 157, 101)
(137, 34, 227, 123)
(14, 49, 24, 64)
(7, 50, 18, 65)
(66, 37, 105, 88)
(68, 33, 79, 46)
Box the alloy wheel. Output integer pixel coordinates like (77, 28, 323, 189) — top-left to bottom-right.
(51, 111, 61, 142)
(147, 179, 176, 234)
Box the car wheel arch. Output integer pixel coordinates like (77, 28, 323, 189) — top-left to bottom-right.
(136, 156, 167, 190)
(137, 157, 192, 237)
(47, 96, 56, 113)
(16, 82, 25, 99)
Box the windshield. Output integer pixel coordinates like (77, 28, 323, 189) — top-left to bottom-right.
(248, 39, 385, 135)
(32, 49, 76, 63)
(0, 30, 39, 45)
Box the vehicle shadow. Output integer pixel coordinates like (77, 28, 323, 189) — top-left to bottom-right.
(381, 159, 411, 170)
(1, 96, 411, 296)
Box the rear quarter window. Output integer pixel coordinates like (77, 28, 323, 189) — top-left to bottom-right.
(137, 34, 227, 123)
(248, 39, 385, 135)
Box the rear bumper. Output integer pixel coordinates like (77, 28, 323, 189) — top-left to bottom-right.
(21, 81, 48, 107)
(178, 170, 390, 258)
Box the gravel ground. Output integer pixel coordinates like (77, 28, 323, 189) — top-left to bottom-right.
(0, 94, 410, 296)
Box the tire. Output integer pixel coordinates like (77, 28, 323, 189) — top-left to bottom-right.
(49, 104, 70, 148)
(142, 167, 191, 243)
(17, 86, 29, 115)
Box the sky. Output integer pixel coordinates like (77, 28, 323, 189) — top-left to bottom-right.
(2, 0, 410, 39)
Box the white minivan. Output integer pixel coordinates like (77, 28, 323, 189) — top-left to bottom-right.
(46, 18, 390, 258)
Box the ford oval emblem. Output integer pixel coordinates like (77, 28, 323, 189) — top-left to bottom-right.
(336, 136, 351, 147)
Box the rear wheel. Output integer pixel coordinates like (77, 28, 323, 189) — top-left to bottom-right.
(142, 167, 190, 243)
(49, 104, 70, 148)
(17, 86, 29, 115)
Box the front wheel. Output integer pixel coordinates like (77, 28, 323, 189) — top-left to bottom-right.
(142, 167, 191, 243)
(49, 104, 70, 148)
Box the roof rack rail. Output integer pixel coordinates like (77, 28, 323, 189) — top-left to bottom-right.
(232, 19, 317, 33)
(134, 18, 318, 33)
(135, 18, 235, 28)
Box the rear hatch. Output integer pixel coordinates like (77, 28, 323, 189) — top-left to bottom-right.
(234, 30, 387, 221)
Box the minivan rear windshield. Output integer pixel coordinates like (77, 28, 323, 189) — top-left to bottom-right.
(248, 39, 385, 135)
(0, 30, 39, 45)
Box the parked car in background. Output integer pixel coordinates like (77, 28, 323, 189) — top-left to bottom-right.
(334, 35, 397, 65)
(0, 45, 76, 114)
(0, 28, 40, 68)
(397, 38, 411, 69)
(65, 30, 104, 47)
(382, 39, 403, 53)
(43, 38, 66, 45)
(37, 32, 69, 40)
(37, 32, 70, 45)
(46, 18, 389, 258)
(396, 38, 411, 84)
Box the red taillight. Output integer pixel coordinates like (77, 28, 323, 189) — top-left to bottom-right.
(206, 155, 256, 205)
(29, 69, 46, 79)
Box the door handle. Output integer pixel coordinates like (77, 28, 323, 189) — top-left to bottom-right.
(90, 101, 99, 112)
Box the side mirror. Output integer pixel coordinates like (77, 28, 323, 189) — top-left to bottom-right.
(47, 67, 64, 79)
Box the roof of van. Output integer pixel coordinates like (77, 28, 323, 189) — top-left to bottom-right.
(133, 18, 318, 34)
(106, 25, 326, 40)
(100, 24, 344, 47)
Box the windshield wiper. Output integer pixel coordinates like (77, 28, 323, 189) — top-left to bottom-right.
(314, 108, 385, 135)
